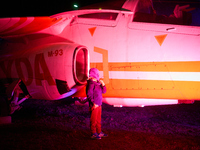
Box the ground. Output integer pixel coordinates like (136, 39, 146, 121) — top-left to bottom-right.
(0, 98, 200, 150)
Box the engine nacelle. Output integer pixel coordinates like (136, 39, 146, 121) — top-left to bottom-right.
(0, 42, 89, 100)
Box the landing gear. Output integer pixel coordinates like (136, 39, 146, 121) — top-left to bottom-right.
(0, 79, 31, 124)
(9, 94, 30, 114)
(6, 79, 31, 115)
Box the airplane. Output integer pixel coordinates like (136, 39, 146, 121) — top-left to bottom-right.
(0, 0, 200, 117)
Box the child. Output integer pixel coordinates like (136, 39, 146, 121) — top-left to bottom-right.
(86, 68, 108, 139)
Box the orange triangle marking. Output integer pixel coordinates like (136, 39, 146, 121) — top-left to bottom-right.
(88, 27, 97, 36)
(155, 34, 167, 46)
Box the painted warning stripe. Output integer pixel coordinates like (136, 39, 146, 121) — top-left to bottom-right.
(104, 78, 200, 99)
(73, 78, 200, 99)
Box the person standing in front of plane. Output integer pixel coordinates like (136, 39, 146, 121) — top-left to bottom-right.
(86, 68, 108, 140)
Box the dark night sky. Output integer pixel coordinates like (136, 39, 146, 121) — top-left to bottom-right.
(0, 0, 109, 17)
(0, 0, 200, 18)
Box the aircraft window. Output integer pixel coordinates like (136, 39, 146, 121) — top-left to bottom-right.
(133, 12, 158, 23)
(78, 13, 118, 20)
(135, 0, 155, 14)
(133, 12, 192, 25)
(133, 0, 193, 25)
(133, 0, 167, 24)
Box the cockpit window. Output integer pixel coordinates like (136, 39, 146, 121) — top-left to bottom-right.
(133, 11, 192, 25)
(132, 0, 193, 26)
(135, 0, 155, 14)
(78, 12, 118, 20)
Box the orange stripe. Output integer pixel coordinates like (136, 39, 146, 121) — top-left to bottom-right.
(91, 61, 200, 72)
(73, 78, 200, 100)
(84, 62, 200, 100)
(104, 79, 200, 100)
